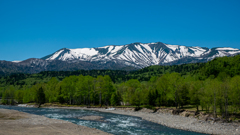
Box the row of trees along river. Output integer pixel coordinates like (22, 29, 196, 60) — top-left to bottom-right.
(1, 54, 240, 119)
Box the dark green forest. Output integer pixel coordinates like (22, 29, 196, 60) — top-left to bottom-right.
(0, 62, 204, 86)
(1, 54, 240, 119)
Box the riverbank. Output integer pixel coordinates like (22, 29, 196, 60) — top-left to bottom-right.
(0, 108, 111, 135)
(43, 105, 240, 135)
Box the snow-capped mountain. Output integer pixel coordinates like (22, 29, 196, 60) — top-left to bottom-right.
(42, 42, 240, 68)
(1, 42, 240, 76)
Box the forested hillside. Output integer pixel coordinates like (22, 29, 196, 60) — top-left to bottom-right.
(197, 54, 240, 79)
(1, 54, 240, 119)
(0, 62, 204, 86)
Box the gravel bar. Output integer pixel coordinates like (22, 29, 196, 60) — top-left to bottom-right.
(0, 108, 111, 135)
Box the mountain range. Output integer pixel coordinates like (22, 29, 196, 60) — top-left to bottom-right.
(1, 42, 240, 76)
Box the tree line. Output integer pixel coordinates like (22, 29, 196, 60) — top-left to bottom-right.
(1, 54, 240, 119)
(0, 61, 205, 86)
(1, 72, 240, 119)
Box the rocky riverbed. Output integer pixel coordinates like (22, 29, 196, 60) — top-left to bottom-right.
(50, 106, 240, 135)
(0, 108, 111, 135)
(98, 108, 240, 135)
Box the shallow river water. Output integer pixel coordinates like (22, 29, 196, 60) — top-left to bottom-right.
(0, 105, 207, 135)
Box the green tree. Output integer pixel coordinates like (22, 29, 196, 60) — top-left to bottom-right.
(45, 77, 59, 103)
(57, 86, 65, 104)
(156, 73, 170, 106)
(189, 80, 202, 111)
(36, 87, 45, 107)
(110, 92, 118, 106)
(102, 75, 115, 106)
(168, 73, 184, 109)
(2, 86, 16, 105)
(124, 79, 141, 105)
(15, 90, 24, 104)
(61, 76, 78, 104)
(217, 72, 230, 119)
(130, 88, 141, 107)
(178, 82, 189, 108)
(155, 97, 161, 107)
(229, 75, 240, 113)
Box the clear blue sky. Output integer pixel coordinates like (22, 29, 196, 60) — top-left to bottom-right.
(0, 0, 240, 61)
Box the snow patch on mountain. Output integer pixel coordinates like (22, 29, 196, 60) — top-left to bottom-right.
(165, 44, 179, 51)
(70, 48, 98, 56)
(189, 47, 206, 56)
(228, 50, 240, 55)
(216, 48, 239, 51)
(47, 50, 64, 60)
(12, 61, 22, 63)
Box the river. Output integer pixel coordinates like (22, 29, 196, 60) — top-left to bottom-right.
(0, 105, 207, 135)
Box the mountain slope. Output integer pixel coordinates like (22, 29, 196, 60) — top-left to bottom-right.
(0, 58, 137, 76)
(42, 42, 240, 68)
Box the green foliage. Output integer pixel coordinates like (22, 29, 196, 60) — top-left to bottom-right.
(15, 90, 24, 104)
(188, 80, 202, 111)
(57, 87, 65, 104)
(197, 55, 240, 79)
(155, 97, 161, 107)
(110, 92, 118, 106)
(45, 77, 59, 103)
(2, 85, 16, 105)
(0, 62, 204, 86)
(130, 88, 141, 107)
(1, 54, 240, 119)
(36, 87, 45, 105)
(229, 76, 240, 111)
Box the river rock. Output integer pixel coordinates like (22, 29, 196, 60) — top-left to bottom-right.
(78, 116, 105, 121)
(139, 108, 154, 113)
(180, 111, 190, 117)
